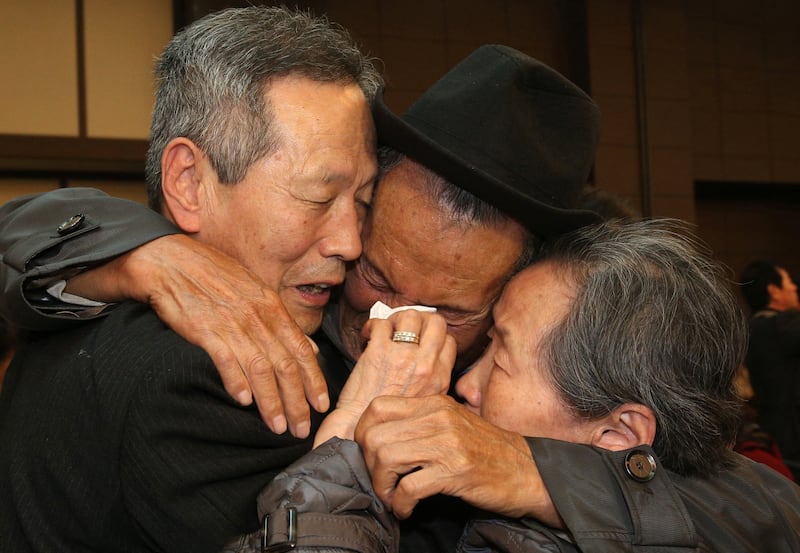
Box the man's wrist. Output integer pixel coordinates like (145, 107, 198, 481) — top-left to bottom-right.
(314, 407, 364, 446)
(508, 433, 563, 527)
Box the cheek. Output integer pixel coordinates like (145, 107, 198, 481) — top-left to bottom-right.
(343, 269, 382, 312)
(481, 370, 566, 437)
(254, 235, 309, 289)
(480, 374, 532, 434)
(239, 204, 311, 265)
(449, 322, 491, 358)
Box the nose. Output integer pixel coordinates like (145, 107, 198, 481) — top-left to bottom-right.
(455, 343, 494, 412)
(320, 202, 362, 261)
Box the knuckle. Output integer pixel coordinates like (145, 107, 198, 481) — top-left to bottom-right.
(373, 446, 392, 468)
(209, 346, 236, 371)
(245, 353, 274, 379)
(359, 422, 379, 447)
(259, 403, 281, 418)
(295, 337, 317, 362)
(430, 313, 448, 331)
(394, 310, 421, 326)
(272, 356, 300, 378)
(284, 402, 310, 418)
(396, 475, 422, 499)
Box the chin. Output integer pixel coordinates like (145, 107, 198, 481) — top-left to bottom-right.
(291, 308, 325, 335)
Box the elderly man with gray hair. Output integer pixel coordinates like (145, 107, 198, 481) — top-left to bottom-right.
(0, 6, 389, 553)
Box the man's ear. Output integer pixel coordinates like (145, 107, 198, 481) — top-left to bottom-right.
(590, 403, 656, 451)
(160, 137, 208, 233)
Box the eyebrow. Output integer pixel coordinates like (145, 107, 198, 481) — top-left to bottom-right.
(492, 318, 508, 342)
(490, 302, 509, 339)
(320, 163, 378, 188)
(361, 254, 475, 318)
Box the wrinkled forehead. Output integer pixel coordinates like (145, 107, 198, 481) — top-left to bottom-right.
(366, 186, 526, 304)
(495, 261, 574, 328)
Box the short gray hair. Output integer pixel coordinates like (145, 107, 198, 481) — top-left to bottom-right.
(145, 6, 383, 211)
(539, 219, 745, 477)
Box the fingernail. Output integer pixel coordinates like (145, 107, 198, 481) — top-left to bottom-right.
(271, 415, 287, 435)
(293, 421, 310, 439)
(236, 390, 252, 406)
(306, 335, 319, 354)
(317, 392, 330, 412)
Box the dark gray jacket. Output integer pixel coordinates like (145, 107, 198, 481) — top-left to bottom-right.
(747, 308, 800, 474)
(251, 438, 800, 552)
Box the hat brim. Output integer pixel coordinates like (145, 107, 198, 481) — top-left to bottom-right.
(372, 91, 601, 237)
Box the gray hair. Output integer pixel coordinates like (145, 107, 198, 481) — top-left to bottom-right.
(377, 146, 539, 273)
(539, 219, 745, 477)
(145, 6, 383, 211)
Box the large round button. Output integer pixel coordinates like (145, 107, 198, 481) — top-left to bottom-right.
(624, 449, 657, 482)
(57, 214, 85, 235)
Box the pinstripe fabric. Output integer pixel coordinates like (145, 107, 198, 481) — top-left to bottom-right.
(0, 302, 331, 553)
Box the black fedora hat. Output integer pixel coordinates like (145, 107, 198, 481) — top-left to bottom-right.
(373, 44, 602, 236)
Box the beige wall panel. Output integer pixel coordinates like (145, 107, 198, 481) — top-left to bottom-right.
(772, 159, 800, 183)
(649, 194, 695, 223)
(722, 156, 771, 183)
(83, 0, 172, 139)
(593, 144, 640, 196)
(588, 44, 635, 97)
(587, 0, 633, 49)
(0, 1, 78, 136)
(693, 154, 723, 181)
(592, 94, 638, 146)
(649, 147, 693, 195)
(0, 179, 60, 205)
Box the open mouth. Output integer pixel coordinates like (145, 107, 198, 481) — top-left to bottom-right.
(297, 283, 332, 295)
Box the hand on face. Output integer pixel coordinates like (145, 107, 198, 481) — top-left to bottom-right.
(110, 234, 328, 438)
(353, 395, 560, 526)
(337, 161, 527, 368)
(314, 309, 456, 446)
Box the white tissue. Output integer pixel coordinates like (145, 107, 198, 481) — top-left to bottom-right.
(369, 300, 437, 320)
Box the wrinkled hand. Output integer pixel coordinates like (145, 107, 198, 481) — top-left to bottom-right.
(66, 234, 327, 438)
(354, 395, 561, 526)
(314, 309, 455, 446)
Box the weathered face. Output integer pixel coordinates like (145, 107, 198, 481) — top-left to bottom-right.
(201, 76, 377, 333)
(338, 159, 527, 369)
(455, 262, 594, 442)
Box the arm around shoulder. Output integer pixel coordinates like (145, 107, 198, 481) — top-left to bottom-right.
(528, 438, 695, 551)
(0, 187, 179, 330)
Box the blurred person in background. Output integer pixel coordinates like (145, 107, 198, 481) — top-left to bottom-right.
(733, 364, 796, 481)
(739, 260, 800, 480)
